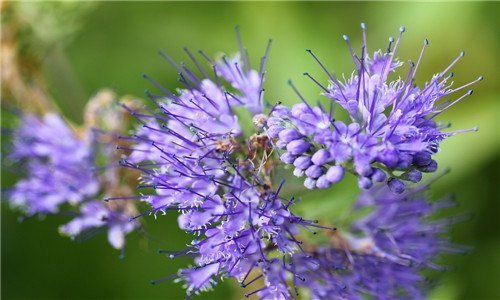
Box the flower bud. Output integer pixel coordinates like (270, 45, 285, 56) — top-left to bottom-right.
(293, 168, 305, 177)
(305, 165, 323, 179)
(402, 169, 422, 183)
(286, 139, 310, 155)
(388, 178, 405, 194)
(280, 152, 296, 164)
(278, 128, 302, 143)
(413, 152, 432, 167)
(293, 156, 312, 170)
(420, 160, 438, 173)
(325, 166, 344, 183)
(267, 125, 284, 138)
(311, 149, 330, 165)
(358, 177, 373, 189)
(371, 168, 387, 182)
(316, 175, 331, 189)
(304, 178, 317, 190)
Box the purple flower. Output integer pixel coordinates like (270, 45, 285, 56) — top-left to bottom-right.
(59, 201, 138, 249)
(6, 108, 139, 250)
(269, 183, 465, 300)
(215, 42, 269, 114)
(124, 38, 338, 299)
(122, 26, 471, 299)
(266, 24, 481, 193)
(7, 113, 99, 215)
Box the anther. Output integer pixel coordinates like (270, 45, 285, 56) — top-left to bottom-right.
(387, 37, 394, 53)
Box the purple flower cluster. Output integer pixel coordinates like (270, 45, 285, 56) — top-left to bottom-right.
(8, 113, 99, 215)
(3, 24, 475, 300)
(121, 26, 473, 299)
(124, 39, 341, 298)
(60, 200, 137, 249)
(7, 110, 138, 249)
(267, 24, 481, 193)
(265, 184, 461, 299)
(126, 34, 271, 212)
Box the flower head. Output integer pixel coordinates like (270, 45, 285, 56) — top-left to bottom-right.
(267, 24, 481, 193)
(59, 200, 137, 249)
(123, 25, 472, 299)
(8, 113, 99, 215)
(6, 90, 141, 249)
(124, 35, 339, 298)
(271, 183, 464, 300)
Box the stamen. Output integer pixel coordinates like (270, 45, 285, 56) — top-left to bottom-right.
(386, 37, 394, 54)
(158, 50, 184, 74)
(259, 39, 273, 78)
(287, 79, 315, 114)
(178, 72, 196, 91)
(143, 74, 174, 99)
(445, 76, 483, 95)
(189, 98, 215, 118)
(235, 25, 250, 73)
(268, 100, 283, 115)
(343, 34, 359, 66)
(273, 179, 286, 201)
(442, 51, 465, 76)
(303, 72, 329, 92)
(212, 65, 222, 87)
(181, 63, 201, 84)
(142, 89, 165, 106)
(202, 94, 220, 110)
(222, 55, 239, 80)
(184, 47, 210, 78)
(157, 246, 196, 259)
(244, 287, 267, 298)
(392, 26, 405, 57)
(240, 274, 263, 288)
(198, 50, 215, 65)
(380, 27, 404, 82)
(104, 195, 146, 202)
(429, 89, 474, 119)
(412, 38, 429, 78)
(234, 62, 245, 81)
(441, 126, 479, 136)
(306, 49, 349, 101)
(225, 91, 244, 104)
(228, 242, 252, 274)
(361, 22, 368, 54)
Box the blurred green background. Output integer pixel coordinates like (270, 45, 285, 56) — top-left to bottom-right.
(2, 2, 499, 300)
